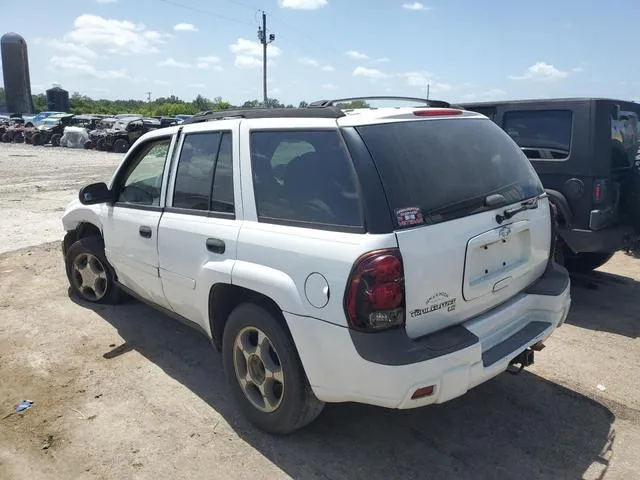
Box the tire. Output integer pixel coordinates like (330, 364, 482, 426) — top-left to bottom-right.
(31, 132, 42, 146)
(84, 140, 93, 149)
(564, 251, 616, 273)
(51, 133, 62, 147)
(64, 236, 123, 304)
(222, 303, 324, 434)
(2, 132, 12, 143)
(113, 138, 130, 153)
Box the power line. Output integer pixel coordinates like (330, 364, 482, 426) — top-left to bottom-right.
(155, 0, 256, 27)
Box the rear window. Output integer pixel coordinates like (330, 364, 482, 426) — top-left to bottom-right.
(356, 118, 543, 227)
(503, 110, 572, 159)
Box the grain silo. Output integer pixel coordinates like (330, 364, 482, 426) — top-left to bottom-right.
(46, 85, 70, 112)
(1, 32, 34, 114)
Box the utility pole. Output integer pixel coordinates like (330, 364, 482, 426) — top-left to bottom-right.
(145, 91, 151, 102)
(426, 84, 430, 101)
(258, 11, 275, 107)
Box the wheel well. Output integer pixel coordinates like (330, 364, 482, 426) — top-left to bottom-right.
(63, 222, 102, 255)
(208, 284, 289, 350)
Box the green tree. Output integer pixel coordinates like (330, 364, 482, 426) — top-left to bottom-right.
(298, 101, 309, 108)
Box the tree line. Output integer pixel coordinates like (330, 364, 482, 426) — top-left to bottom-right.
(0, 88, 369, 116)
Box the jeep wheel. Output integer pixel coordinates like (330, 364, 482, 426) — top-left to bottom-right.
(84, 140, 93, 149)
(51, 133, 62, 147)
(564, 251, 616, 273)
(31, 132, 42, 146)
(113, 138, 130, 154)
(65, 236, 123, 304)
(222, 303, 324, 434)
(2, 132, 12, 142)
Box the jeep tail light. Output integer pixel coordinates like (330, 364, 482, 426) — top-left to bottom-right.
(593, 179, 608, 204)
(344, 248, 405, 332)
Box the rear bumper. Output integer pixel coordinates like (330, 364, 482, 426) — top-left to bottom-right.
(560, 224, 633, 253)
(286, 262, 571, 409)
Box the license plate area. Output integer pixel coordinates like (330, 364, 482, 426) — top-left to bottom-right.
(463, 221, 532, 301)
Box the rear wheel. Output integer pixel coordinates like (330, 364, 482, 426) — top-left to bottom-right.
(564, 250, 616, 273)
(84, 140, 93, 149)
(51, 133, 62, 146)
(113, 138, 130, 153)
(222, 303, 324, 434)
(31, 132, 42, 146)
(2, 132, 12, 142)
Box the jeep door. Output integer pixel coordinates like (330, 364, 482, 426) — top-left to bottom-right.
(157, 121, 241, 326)
(101, 134, 175, 308)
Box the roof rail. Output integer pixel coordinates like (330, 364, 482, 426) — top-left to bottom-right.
(182, 106, 345, 124)
(309, 96, 451, 108)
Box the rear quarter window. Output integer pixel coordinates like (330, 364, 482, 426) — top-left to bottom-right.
(356, 117, 543, 227)
(503, 110, 573, 160)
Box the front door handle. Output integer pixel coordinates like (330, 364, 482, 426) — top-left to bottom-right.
(206, 238, 225, 254)
(139, 225, 152, 238)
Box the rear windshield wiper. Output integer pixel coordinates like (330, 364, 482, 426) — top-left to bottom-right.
(496, 197, 539, 224)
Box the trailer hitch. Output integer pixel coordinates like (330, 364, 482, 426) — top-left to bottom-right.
(506, 348, 535, 375)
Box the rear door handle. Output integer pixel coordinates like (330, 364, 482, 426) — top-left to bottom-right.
(206, 238, 225, 254)
(139, 226, 152, 238)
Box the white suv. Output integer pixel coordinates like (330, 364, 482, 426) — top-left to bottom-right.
(61, 97, 571, 434)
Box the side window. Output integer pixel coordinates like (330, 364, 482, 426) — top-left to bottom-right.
(173, 132, 221, 211)
(250, 130, 363, 230)
(211, 133, 235, 214)
(118, 138, 170, 206)
(467, 106, 496, 121)
(503, 110, 573, 160)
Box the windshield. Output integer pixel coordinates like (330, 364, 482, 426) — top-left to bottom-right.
(40, 119, 59, 127)
(355, 117, 543, 227)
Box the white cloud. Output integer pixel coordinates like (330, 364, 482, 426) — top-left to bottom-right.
(483, 88, 506, 97)
(400, 70, 433, 87)
(234, 55, 263, 69)
(64, 14, 166, 55)
(188, 83, 205, 88)
(158, 57, 191, 68)
(49, 55, 130, 80)
(345, 50, 369, 59)
(321, 65, 335, 72)
(298, 57, 320, 67)
(571, 66, 584, 73)
(174, 23, 198, 32)
(198, 55, 220, 63)
(154, 79, 170, 85)
(278, 0, 328, 9)
(353, 66, 388, 79)
(213, 65, 224, 72)
(402, 2, 428, 11)
(322, 83, 338, 89)
(230, 38, 280, 69)
(37, 38, 97, 58)
(196, 55, 221, 69)
(508, 62, 569, 81)
(374, 57, 390, 63)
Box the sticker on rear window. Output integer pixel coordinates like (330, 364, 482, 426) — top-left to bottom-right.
(395, 207, 424, 227)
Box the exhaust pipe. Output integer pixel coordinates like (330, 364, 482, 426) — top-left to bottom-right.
(506, 348, 535, 375)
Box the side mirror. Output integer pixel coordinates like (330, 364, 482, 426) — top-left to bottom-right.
(79, 182, 114, 205)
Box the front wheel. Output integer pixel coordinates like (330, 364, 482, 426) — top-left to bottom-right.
(113, 138, 130, 153)
(65, 236, 123, 304)
(222, 303, 324, 434)
(564, 250, 616, 273)
(51, 133, 62, 146)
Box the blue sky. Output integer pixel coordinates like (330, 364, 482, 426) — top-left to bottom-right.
(1, 0, 639, 105)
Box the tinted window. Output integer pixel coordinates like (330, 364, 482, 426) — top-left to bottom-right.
(211, 133, 234, 214)
(356, 118, 543, 227)
(173, 132, 221, 211)
(466, 106, 496, 121)
(118, 139, 170, 206)
(503, 110, 572, 159)
(250, 130, 363, 229)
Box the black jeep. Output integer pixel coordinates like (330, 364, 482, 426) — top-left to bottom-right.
(461, 98, 640, 272)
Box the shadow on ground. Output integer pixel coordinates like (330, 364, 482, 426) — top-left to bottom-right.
(70, 292, 615, 480)
(568, 269, 640, 338)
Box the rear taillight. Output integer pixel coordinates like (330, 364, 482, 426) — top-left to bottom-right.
(593, 179, 608, 204)
(344, 248, 405, 332)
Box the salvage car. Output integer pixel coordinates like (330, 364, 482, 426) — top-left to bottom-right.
(99, 117, 159, 153)
(28, 113, 75, 146)
(461, 98, 640, 271)
(61, 96, 571, 434)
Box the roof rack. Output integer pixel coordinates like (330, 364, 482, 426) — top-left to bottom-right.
(309, 96, 451, 108)
(182, 106, 345, 124)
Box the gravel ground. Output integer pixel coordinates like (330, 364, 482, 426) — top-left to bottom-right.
(0, 143, 639, 480)
(0, 143, 120, 254)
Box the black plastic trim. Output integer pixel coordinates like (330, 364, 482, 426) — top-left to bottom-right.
(559, 224, 632, 254)
(116, 282, 210, 339)
(112, 202, 163, 212)
(340, 127, 394, 234)
(184, 107, 345, 124)
(349, 325, 479, 366)
(164, 206, 236, 220)
(524, 260, 570, 296)
(482, 321, 550, 367)
(256, 216, 366, 234)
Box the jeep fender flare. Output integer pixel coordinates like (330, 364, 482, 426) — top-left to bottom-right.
(545, 189, 573, 227)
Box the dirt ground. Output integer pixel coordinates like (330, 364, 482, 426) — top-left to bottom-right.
(0, 144, 639, 479)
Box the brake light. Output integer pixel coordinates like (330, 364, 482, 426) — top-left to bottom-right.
(593, 179, 608, 204)
(345, 248, 405, 332)
(413, 108, 463, 117)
